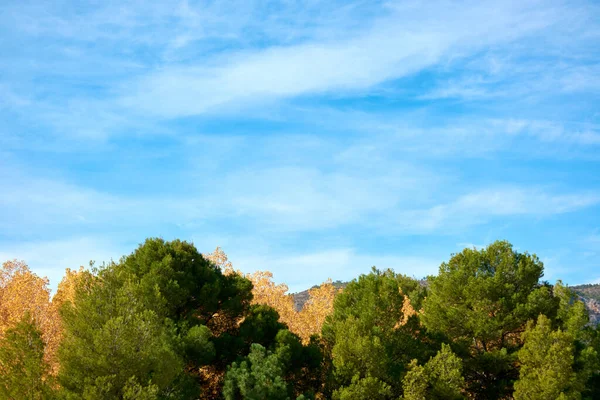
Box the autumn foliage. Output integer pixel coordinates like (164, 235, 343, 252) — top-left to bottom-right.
(0, 261, 91, 379)
(0, 260, 61, 375)
(205, 247, 339, 343)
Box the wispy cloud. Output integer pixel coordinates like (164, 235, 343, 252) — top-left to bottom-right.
(3, 147, 597, 240)
(118, 1, 574, 118)
(395, 187, 600, 233)
(1, 0, 598, 145)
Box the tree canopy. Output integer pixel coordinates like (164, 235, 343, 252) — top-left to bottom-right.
(0, 239, 599, 399)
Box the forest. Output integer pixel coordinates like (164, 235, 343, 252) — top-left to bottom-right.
(1, 239, 599, 400)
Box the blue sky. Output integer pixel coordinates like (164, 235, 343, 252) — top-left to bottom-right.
(1, 0, 599, 293)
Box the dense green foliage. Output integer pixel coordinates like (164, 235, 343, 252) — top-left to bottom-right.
(322, 269, 434, 399)
(1, 239, 599, 399)
(0, 315, 54, 400)
(223, 343, 289, 400)
(421, 241, 559, 398)
(514, 315, 589, 400)
(57, 239, 234, 398)
(402, 344, 464, 400)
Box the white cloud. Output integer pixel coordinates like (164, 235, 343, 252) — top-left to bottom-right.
(0, 167, 214, 235)
(259, 110, 600, 163)
(0, 147, 435, 235)
(489, 119, 600, 145)
(396, 187, 600, 233)
(2, 141, 598, 241)
(452, 188, 599, 215)
(118, 1, 568, 117)
(583, 233, 600, 251)
(2, 0, 597, 148)
(221, 164, 433, 231)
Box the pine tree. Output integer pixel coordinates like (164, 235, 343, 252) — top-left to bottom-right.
(421, 241, 559, 398)
(402, 344, 464, 400)
(0, 315, 54, 400)
(223, 343, 290, 400)
(322, 268, 433, 399)
(514, 315, 583, 400)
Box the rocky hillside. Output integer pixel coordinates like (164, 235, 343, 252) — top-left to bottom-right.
(292, 280, 347, 311)
(572, 284, 600, 325)
(572, 284, 600, 301)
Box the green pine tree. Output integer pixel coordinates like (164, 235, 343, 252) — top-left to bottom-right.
(322, 268, 435, 399)
(421, 241, 559, 398)
(0, 315, 54, 400)
(402, 344, 464, 400)
(514, 315, 584, 400)
(223, 343, 290, 400)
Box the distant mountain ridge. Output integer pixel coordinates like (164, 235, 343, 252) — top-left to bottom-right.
(292, 280, 347, 311)
(572, 284, 600, 325)
(292, 281, 600, 324)
(291, 279, 428, 311)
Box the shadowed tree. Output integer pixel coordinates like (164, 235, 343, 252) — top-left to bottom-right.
(223, 343, 289, 400)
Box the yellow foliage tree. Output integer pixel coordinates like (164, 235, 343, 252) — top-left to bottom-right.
(47, 266, 90, 374)
(0, 260, 60, 374)
(203, 247, 234, 274)
(204, 248, 340, 343)
(296, 280, 337, 340)
(51, 267, 87, 309)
